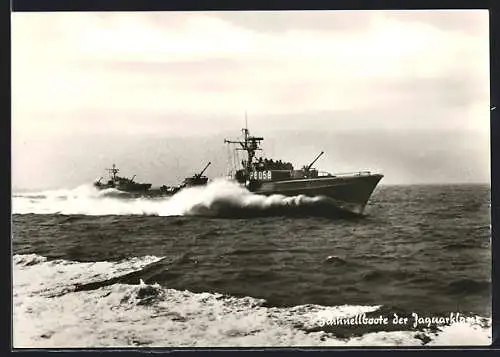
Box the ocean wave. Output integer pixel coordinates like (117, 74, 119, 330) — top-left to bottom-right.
(13, 253, 164, 298)
(446, 278, 491, 295)
(13, 254, 491, 348)
(12, 179, 353, 218)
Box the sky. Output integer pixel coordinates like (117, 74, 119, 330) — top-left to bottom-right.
(11, 10, 490, 190)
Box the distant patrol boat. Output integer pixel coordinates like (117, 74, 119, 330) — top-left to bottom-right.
(160, 162, 211, 195)
(94, 164, 152, 193)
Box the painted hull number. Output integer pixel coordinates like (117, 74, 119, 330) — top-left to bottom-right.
(250, 171, 272, 181)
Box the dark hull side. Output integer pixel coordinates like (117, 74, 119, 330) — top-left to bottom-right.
(94, 183, 152, 193)
(252, 174, 383, 215)
(93, 174, 382, 215)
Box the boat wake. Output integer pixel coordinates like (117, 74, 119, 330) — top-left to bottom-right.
(12, 179, 357, 218)
(13, 253, 491, 348)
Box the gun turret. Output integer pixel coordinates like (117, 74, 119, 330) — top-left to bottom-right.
(305, 151, 324, 172)
(195, 162, 211, 178)
(130, 175, 136, 182)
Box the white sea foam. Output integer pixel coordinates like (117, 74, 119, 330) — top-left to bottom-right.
(13, 254, 492, 348)
(12, 179, 330, 217)
(13, 253, 164, 298)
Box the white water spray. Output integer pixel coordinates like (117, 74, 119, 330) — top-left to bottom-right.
(12, 179, 332, 217)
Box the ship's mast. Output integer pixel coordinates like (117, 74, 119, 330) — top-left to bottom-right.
(224, 114, 263, 174)
(106, 164, 119, 181)
(245, 111, 248, 134)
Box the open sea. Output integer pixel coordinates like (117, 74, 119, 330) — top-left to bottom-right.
(12, 180, 492, 347)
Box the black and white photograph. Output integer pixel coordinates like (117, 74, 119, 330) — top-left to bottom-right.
(12, 10, 491, 347)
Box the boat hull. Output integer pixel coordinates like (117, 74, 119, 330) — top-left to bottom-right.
(94, 183, 152, 193)
(120, 184, 152, 193)
(251, 173, 383, 215)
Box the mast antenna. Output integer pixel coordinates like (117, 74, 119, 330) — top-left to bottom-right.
(224, 113, 264, 174)
(106, 163, 120, 181)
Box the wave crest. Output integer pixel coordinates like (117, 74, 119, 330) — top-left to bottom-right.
(13, 254, 492, 348)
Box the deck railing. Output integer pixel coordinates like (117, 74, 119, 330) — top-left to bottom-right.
(226, 170, 373, 179)
(318, 171, 372, 177)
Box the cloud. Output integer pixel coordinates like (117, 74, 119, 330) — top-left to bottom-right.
(211, 10, 488, 36)
(11, 10, 490, 188)
(12, 11, 488, 120)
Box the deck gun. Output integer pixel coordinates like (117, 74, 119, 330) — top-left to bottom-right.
(194, 162, 211, 178)
(304, 151, 325, 173)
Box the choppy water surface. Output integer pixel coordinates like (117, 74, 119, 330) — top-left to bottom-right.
(12, 181, 491, 347)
